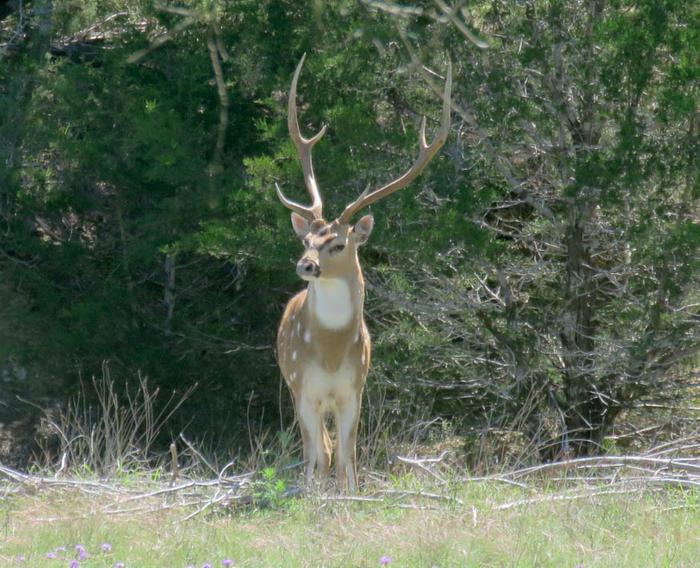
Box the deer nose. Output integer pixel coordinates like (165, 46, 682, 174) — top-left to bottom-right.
(296, 258, 320, 279)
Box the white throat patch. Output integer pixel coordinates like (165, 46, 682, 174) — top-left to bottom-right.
(312, 278, 354, 330)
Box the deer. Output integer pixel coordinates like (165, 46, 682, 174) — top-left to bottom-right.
(275, 55, 451, 492)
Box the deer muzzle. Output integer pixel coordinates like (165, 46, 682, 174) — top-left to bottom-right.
(297, 257, 320, 280)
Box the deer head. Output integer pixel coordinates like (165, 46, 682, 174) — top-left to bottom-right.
(275, 54, 452, 280)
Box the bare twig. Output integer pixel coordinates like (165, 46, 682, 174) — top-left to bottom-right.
(169, 442, 179, 487)
(504, 455, 700, 479)
(206, 25, 229, 172)
(432, 0, 489, 48)
(396, 451, 448, 483)
(179, 433, 218, 477)
(497, 487, 648, 510)
(127, 16, 196, 63)
(371, 488, 463, 504)
(75, 11, 129, 40)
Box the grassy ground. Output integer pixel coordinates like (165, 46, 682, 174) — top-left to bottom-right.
(1, 476, 698, 568)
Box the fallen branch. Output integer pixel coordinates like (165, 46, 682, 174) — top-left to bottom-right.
(396, 451, 448, 483)
(3, 449, 698, 523)
(503, 455, 700, 479)
(371, 488, 463, 505)
(497, 487, 647, 510)
(462, 475, 529, 489)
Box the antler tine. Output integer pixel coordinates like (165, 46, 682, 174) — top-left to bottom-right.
(274, 54, 326, 221)
(339, 62, 452, 224)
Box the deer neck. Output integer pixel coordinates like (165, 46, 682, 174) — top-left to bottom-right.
(306, 260, 364, 333)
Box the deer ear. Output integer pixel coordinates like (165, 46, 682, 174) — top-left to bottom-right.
(353, 214, 374, 246)
(291, 213, 311, 238)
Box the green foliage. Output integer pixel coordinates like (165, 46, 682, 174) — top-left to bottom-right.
(0, 0, 698, 466)
(253, 466, 289, 510)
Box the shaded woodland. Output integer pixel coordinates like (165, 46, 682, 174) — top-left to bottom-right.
(0, 0, 698, 471)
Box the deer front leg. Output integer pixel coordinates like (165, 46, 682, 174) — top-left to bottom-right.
(297, 396, 330, 486)
(335, 393, 361, 493)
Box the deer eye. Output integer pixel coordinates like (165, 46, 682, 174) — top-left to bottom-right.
(329, 244, 345, 255)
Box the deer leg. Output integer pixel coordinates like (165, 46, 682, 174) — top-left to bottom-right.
(336, 394, 360, 493)
(298, 396, 329, 486)
(297, 415, 311, 476)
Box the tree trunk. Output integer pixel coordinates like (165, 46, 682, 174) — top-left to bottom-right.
(559, 209, 601, 456)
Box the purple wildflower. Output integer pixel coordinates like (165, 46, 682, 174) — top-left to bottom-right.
(75, 545, 85, 553)
(46, 552, 57, 559)
(102, 543, 113, 553)
(16, 556, 25, 564)
(202, 564, 212, 568)
(69, 561, 80, 568)
(78, 550, 89, 561)
(380, 556, 392, 566)
(114, 563, 125, 568)
(222, 560, 234, 567)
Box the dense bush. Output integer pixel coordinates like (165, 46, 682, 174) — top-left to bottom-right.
(0, 0, 697, 467)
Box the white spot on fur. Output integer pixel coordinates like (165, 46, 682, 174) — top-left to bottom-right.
(292, 350, 297, 361)
(297, 322, 301, 333)
(291, 371, 297, 381)
(361, 352, 366, 365)
(304, 329, 311, 343)
(311, 278, 353, 330)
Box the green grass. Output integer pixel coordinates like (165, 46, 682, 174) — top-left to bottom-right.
(1, 480, 698, 567)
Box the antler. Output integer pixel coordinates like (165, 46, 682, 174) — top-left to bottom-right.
(339, 63, 452, 224)
(274, 54, 327, 221)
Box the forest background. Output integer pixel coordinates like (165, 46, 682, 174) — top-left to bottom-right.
(0, 0, 698, 473)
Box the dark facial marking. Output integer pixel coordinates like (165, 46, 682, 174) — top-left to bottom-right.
(318, 235, 340, 251)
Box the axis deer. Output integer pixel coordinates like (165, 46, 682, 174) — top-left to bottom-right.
(275, 55, 451, 491)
